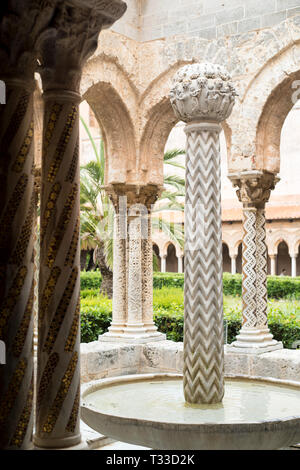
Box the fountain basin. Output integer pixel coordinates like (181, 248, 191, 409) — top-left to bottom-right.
(81, 373, 300, 450)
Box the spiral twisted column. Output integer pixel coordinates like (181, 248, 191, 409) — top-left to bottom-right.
(0, 0, 59, 449)
(227, 171, 283, 354)
(170, 63, 237, 405)
(33, 0, 127, 449)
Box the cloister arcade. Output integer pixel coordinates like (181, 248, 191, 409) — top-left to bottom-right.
(2, 0, 300, 450)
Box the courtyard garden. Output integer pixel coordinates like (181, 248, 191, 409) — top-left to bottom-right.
(81, 271, 300, 349)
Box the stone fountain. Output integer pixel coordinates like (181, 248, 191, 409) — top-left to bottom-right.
(81, 63, 300, 450)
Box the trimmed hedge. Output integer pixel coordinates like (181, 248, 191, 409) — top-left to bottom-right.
(81, 270, 300, 300)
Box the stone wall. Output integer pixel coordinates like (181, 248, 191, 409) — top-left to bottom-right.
(115, 0, 300, 42)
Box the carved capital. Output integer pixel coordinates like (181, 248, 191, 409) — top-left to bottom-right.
(105, 183, 163, 212)
(169, 62, 237, 124)
(229, 171, 279, 208)
(37, 0, 127, 92)
(0, 0, 58, 80)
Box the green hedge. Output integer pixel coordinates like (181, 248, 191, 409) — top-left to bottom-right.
(81, 271, 300, 300)
(80, 300, 300, 349)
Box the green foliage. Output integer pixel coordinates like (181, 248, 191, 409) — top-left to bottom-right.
(80, 294, 112, 343)
(81, 270, 102, 290)
(80, 286, 300, 349)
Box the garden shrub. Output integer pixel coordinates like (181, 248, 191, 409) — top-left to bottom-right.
(81, 271, 300, 300)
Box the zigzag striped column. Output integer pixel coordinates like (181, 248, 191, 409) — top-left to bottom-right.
(183, 122, 224, 405)
(170, 62, 237, 405)
(0, 78, 36, 449)
(34, 91, 81, 449)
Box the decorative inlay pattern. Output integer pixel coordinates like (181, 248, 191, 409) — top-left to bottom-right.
(64, 216, 80, 267)
(242, 210, 257, 328)
(12, 280, 34, 357)
(43, 268, 78, 354)
(40, 182, 62, 245)
(2, 91, 30, 147)
(36, 353, 59, 410)
(12, 121, 34, 173)
(64, 294, 80, 352)
(0, 174, 28, 250)
(65, 384, 80, 433)
(0, 266, 28, 338)
(42, 352, 78, 434)
(256, 209, 268, 327)
(9, 375, 34, 448)
(43, 104, 63, 153)
(65, 138, 79, 183)
(10, 190, 35, 265)
(47, 106, 77, 183)
(183, 126, 224, 405)
(46, 183, 78, 268)
(39, 267, 61, 321)
(0, 358, 27, 427)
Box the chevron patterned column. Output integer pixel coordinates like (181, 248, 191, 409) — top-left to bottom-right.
(184, 122, 224, 404)
(227, 171, 283, 354)
(33, 0, 127, 449)
(170, 63, 237, 405)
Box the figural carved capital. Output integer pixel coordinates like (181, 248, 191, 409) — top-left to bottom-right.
(229, 171, 279, 209)
(37, 0, 127, 92)
(169, 62, 237, 124)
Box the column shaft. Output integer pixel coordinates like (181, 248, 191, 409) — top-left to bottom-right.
(270, 255, 277, 276)
(178, 256, 183, 274)
(291, 256, 297, 278)
(183, 123, 224, 405)
(231, 256, 237, 275)
(108, 213, 127, 334)
(34, 92, 81, 448)
(0, 79, 35, 449)
(125, 215, 147, 334)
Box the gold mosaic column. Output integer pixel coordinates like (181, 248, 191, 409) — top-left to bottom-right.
(34, 0, 127, 448)
(0, 77, 36, 450)
(34, 90, 81, 448)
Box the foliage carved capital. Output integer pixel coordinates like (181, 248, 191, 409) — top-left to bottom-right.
(229, 171, 279, 208)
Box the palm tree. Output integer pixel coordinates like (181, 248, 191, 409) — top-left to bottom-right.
(80, 116, 185, 297)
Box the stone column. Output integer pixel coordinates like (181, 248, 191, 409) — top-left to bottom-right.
(33, 0, 127, 449)
(231, 255, 237, 275)
(291, 254, 297, 278)
(0, 1, 56, 450)
(170, 63, 237, 405)
(161, 255, 167, 273)
(178, 255, 184, 274)
(100, 184, 165, 343)
(227, 171, 283, 354)
(270, 255, 277, 276)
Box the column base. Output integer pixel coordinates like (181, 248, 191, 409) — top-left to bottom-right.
(33, 433, 82, 449)
(99, 331, 166, 344)
(226, 327, 283, 355)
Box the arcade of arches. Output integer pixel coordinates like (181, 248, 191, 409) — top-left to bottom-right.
(3, 0, 300, 450)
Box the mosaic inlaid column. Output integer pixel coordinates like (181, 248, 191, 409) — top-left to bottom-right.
(101, 185, 165, 343)
(227, 172, 283, 354)
(170, 63, 236, 405)
(142, 208, 162, 336)
(0, 0, 57, 449)
(107, 212, 127, 335)
(34, 0, 127, 449)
